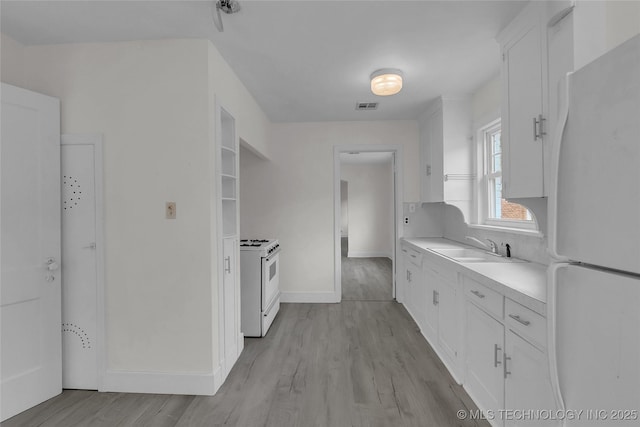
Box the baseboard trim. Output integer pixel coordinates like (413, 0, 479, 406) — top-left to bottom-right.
(280, 291, 338, 303)
(347, 251, 392, 258)
(101, 369, 216, 395)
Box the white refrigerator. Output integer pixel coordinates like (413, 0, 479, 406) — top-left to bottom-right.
(548, 34, 640, 425)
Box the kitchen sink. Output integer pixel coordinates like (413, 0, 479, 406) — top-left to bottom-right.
(431, 248, 526, 263)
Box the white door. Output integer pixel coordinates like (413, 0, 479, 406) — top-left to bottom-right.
(504, 330, 557, 427)
(553, 35, 640, 274)
(61, 136, 101, 390)
(222, 237, 238, 370)
(504, 24, 544, 198)
(1, 83, 61, 421)
(437, 278, 458, 366)
(554, 264, 640, 426)
(465, 302, 504, 424)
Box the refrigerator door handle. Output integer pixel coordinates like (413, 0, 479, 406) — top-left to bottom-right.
(547, 73, 572, 262)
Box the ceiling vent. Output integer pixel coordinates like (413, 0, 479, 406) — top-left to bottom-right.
(355, 102, 378, 111)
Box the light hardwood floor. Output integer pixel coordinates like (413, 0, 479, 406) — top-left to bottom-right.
(341, 257, 393, 301)
(3, 302, 488, 427)
(341, 237, 393, 301)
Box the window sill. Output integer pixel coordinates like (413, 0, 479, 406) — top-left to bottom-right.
(468, 223, 544, 238)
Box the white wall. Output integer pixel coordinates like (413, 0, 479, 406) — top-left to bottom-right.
(606, 1, 640, 49)
(240, 120, 419, 299)
(340, 180, 348, 237)
(1, 36, 271, 392)
(17, 39, 214, 374)
(0, 34, 25, 87)
(208, 42, 271, 160)
(341, 161, 393, 258)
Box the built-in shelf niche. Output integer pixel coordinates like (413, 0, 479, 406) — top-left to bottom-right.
(222, 175, 236, 199)
(219, 107, 238, 238)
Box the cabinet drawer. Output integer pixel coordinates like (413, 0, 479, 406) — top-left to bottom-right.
(424, 257, 457, 283)
(464, 277, 503, 320)
(505, 298, 546, 348)
(403, 247, 423, 267)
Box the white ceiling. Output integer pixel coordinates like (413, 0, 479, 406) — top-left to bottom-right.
(0, 0, 526, 123)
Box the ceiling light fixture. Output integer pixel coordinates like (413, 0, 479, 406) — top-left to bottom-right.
(370, 69, 403, 96)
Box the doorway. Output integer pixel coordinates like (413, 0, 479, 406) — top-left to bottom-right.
(333, 145, 403, 303)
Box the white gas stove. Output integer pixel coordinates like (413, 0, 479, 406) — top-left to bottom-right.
(239, 239, 281, 337)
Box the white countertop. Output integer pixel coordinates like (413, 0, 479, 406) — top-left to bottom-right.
(402, 238, 547, 316)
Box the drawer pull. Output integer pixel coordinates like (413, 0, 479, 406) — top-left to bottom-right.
(410, 254, 417, 258)
(471, 290, 485, 299)
(509, 314, 531, 326)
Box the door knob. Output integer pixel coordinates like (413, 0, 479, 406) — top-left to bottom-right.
(45, 258, 59, 271)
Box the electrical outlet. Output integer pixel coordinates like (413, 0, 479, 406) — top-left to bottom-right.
(166, 202, 176, 219)
(404, 216, 410, 225)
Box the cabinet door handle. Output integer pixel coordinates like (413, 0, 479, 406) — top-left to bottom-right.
(426, 164, 432, 176)
(533, 114, 546, 140)
(471, 290, 485, 299)
(410, 254, 417, 258)
(224, 256, 231, 273)
(538, 114, 546, 137)
(433, 290, 439, 306)
(407, 270, 411, 282)
(494, 344, 502, 368)
(508, 314, 531, 326)
(504, 353, 512, 378)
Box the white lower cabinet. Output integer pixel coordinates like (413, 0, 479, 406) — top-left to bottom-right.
(504, 330, 557, 427)
(463, 276, 558, 427)
(400, 245, 557, 426)
(422, 261, 462, 381)
(401, 246, 425, 328)
(465, 302, 505, 423)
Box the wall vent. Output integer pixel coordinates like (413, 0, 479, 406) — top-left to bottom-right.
(355, 102, 378, 111)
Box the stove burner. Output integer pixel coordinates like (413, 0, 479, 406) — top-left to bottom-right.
(240, 243, 262, 247)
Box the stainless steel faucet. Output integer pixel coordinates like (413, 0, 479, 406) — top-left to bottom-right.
(465, 236, 500, 255)
(486, 239, 499, 254)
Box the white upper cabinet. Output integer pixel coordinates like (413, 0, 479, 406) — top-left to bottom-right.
(419, 96, 472, 219)
(497, 1, 636, 200)
(497, 2, 548, 199)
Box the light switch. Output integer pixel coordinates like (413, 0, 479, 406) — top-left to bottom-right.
(166, 202, 176, 219)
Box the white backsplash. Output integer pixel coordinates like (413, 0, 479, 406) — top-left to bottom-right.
(402, 202, 444, 238)
(405, 202, 551, 265)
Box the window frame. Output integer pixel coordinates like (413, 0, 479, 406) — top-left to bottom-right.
(475, 118, 537, 232)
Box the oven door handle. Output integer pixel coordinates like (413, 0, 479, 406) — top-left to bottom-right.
(264, 247, 281, 262)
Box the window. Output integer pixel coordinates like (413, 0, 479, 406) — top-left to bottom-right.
(478, 119, 536, 230)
